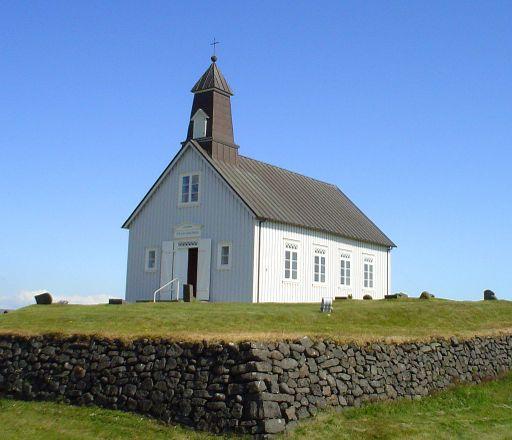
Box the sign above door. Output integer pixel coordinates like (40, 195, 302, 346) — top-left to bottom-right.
(174, 224, 202, 239)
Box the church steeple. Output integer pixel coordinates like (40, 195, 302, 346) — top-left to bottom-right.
(186, 56, 238, 164)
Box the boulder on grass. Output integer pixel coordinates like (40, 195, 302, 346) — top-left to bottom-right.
(484, 289, 497, 300)
(385, 292, 408, 300)
(419, 291, 434, 300)
(363, 294, 373, 300)
(34, 292, 53, 305)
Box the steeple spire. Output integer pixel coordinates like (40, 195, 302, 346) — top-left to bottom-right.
(190, 58, 233, 96)
(186, 57, 238, 164)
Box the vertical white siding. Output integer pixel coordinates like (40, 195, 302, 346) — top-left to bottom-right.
(125, 146, 255, 302)
(255, 221, 391, 303)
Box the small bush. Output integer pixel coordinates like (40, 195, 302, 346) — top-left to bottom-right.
(420, 291, 433, 300)
(363, 294, 373, 300)
(348, 294, 353, 300)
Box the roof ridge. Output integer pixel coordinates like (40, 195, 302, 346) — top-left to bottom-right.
(238, 154, 337, 188)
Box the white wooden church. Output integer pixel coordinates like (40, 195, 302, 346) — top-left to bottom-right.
(123, 56, 395, 303)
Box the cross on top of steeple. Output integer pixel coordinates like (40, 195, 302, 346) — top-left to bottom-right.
(210, 37, 220, 62)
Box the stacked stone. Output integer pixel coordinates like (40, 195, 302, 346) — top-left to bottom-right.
(1, 334, 512, 437)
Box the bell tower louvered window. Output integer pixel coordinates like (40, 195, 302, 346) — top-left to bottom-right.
(191, 109, 209, 139)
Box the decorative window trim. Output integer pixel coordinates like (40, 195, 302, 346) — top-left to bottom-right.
(313, 245, 327, 285)
(217, 241, 232, 270)
(283, 239, 299, 282)
(176, 240, 199, 249)
(339, 250, 351, 287)
(144, 248, 158, 272)
(363, 254, 375, 289)
(178, 172, 201, 207)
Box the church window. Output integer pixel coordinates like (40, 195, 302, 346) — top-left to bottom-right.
(313, 247, 326, 283)
(340, 251, 351, 286)
(180, 173, 200, 205)
(363, 256, 374, 288)
(218, 242, 232, 269)
(284, 241, 298, 281)
(145, 248, 157, 272)
(191, 109, 209, 139)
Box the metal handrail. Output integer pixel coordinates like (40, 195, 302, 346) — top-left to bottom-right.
(153, 278, 180, 303)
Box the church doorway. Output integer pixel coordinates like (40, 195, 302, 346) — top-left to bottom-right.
(187, 247, 198, 298)
(169, 238, 211, 301)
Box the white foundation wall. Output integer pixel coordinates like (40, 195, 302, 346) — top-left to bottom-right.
(125, 146, 255, 303)
(254, 221, 391, 303)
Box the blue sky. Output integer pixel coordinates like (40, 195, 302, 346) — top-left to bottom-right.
(1, 1, 511, 308)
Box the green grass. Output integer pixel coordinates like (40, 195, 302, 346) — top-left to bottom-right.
(0, 398, 222, 440)
(1, 299, 512, 342)
(2, 373, 512, 439)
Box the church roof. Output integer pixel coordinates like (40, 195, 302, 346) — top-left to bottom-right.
(195, 143, 396, 248)
(122, 141, 394, 248)
(191, 61, 233, 95)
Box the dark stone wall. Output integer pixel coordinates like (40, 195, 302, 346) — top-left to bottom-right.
(1, 334, 511, 437)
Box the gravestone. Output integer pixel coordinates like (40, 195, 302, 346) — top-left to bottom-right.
(320, 297, 333, 313)
(385, 292, 408, 299)
(183, 284, 194, 302)
(419, 291, 433, 300)
(484, 289, 497, 300)
(34, 292, 53, 305)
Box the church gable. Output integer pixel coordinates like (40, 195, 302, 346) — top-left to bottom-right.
(123, 143, 254, 230)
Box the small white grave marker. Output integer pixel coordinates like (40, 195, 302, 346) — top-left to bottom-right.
(320, 297, 333, 313)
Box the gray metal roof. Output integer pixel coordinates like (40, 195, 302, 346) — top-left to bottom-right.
(122, 141, 394, 247)
(191, 62, 233, 95)
(195, 143, 395, 248)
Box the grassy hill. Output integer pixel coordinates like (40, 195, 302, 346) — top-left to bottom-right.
(1, 299, 511, 342)
(1, 372, 512, 439)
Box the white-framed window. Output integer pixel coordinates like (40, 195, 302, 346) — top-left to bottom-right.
(284, 240, 299, 281)
(363, 256, 374, 289)
(217, 242, 232, 270)
(145, 248, 158, 272)
(191, 109, 209, 139)
(179, 172, 200, 205)
(340, 251, 351, 286)
(313, 246, 326, 283)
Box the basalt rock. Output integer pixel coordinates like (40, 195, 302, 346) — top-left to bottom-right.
(484, 290, 497, 301)
(34, 292, 53, 305)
